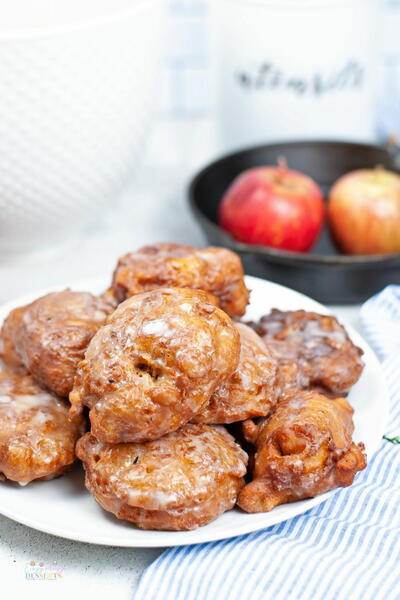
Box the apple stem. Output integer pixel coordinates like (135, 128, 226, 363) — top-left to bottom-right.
(277, 156, 288, 170)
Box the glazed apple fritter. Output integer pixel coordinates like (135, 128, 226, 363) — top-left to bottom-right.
(249, 309, 364, 396)
(0, 290, 112, 398)
(70, 288, 240, 443)
(76, 424, 248, 531)
(108, 243, 249, 317)
(237, 389, 366, 513)
(0, 370, 85, 485)
(192, 323, 278, 424)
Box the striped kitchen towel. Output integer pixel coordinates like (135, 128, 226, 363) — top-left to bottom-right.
(135, 286, 400, 600)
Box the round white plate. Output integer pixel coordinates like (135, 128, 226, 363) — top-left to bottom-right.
(0, 276, 389, 547)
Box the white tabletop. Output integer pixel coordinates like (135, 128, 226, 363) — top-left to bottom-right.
(0, 116, 363, 600)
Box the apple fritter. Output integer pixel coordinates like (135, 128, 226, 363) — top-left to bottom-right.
(0, 370, 85, 485)
(108, 242, 249, 317)
(248, 309, 364, 396)
(76, 424, 248, 531)
(0, 290, 112, 398)
(192, 323, 277, 424)
(70, 288, 240, 443)
(237, 389, 366, 513)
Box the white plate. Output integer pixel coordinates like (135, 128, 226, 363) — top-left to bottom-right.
(0, 276, 389, 547)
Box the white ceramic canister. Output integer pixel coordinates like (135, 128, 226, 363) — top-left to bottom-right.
(211, 0, 378, 153)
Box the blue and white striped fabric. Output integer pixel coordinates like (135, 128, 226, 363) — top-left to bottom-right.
(135, 286, 400, 600)
(360, 284, 400, 361)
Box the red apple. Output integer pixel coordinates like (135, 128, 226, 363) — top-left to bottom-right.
(328, 167, 400, 255)
(218, 162, 325, 252)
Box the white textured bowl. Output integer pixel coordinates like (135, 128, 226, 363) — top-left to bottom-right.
(0, 0, 163, 257)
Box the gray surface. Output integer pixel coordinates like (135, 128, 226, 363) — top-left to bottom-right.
(0, 513, 162, 599)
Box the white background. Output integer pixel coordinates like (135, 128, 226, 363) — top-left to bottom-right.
(0, 0, 391, 596)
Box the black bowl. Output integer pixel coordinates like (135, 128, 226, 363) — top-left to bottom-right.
(188, 140, 400, 304)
